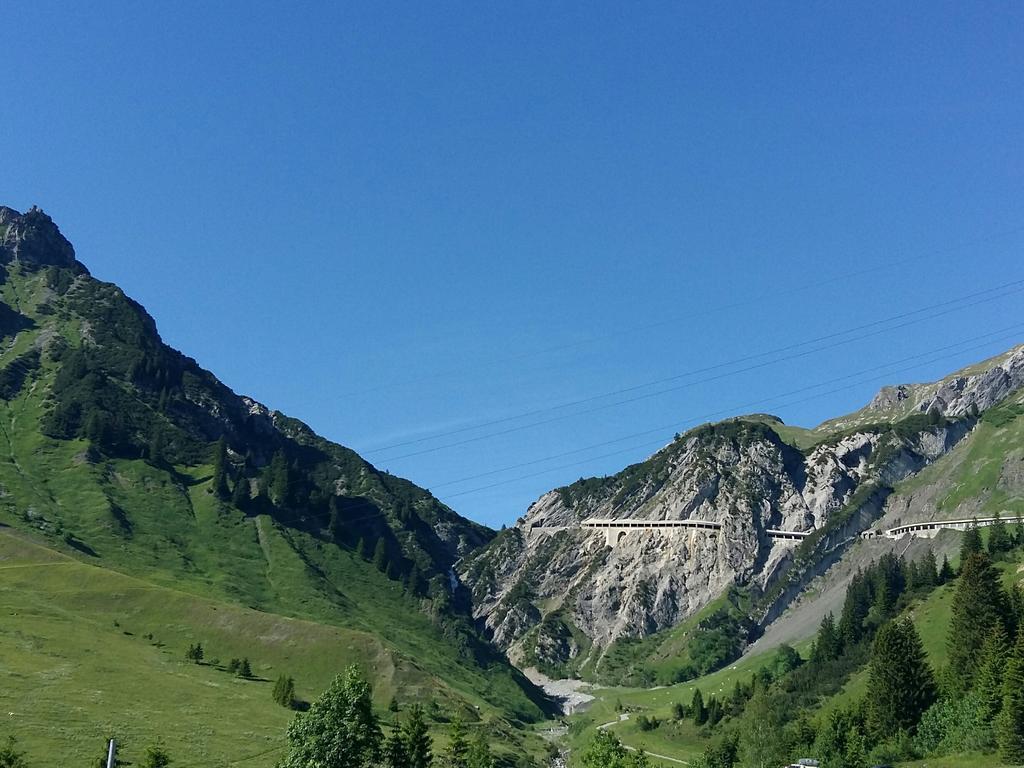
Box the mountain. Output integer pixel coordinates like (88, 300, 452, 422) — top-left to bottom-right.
(0, 206, 550, 760)
(460, 343, 1024, 686)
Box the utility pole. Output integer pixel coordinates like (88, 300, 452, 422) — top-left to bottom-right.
(106, 738, 116, 768)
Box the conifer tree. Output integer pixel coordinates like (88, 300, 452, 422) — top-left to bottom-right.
(948, 552, 1010, 691)
(976, 624, 1010, 721)
(989, 510, 1012, 555)
(996, 630, 1024, 763)
(467, 729, 493, 768)
(238, 657, 252, 678)
(357, 537, 371, 560)
(268, 450, 290, 506)
(706, 696, 722, 726)
(939, 553, 954, 583)
(903, 558, 920, 592)
(691, 688, 707, 725)
(1010, 584, 1024, 633)
(812, 612, 841, 662)
(839, 570, 871, 647)
(1015, 512, 1024, 546)
(961, 520, 983, 561)
(273, 675, 296, 708)
(231, 476, 250, 509)
(865, 619, 935, 739)
(211, 437, 229, 499)
(402, 704, 432, 768)
(442, 718, 469, 768)
(373, 538, 389, 573)
(328, 497, 343, 539)
(147, 426, 165, 465)
(381, 729, 408, 768)
(919, 548, 939, 589)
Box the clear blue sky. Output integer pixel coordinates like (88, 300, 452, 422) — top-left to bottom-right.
(3, 2, 1022, 527)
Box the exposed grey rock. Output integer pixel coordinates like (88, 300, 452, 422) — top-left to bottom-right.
(0, 206, 78, 269)
(463, 347, 1024, 673)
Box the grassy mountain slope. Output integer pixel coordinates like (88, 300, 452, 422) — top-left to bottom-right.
(0, 206, 550, 758)
(566, 541, 1024, 767)
(0, 528, 543, 766)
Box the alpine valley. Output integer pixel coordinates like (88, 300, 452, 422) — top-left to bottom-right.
(2, 205, 1024, 767)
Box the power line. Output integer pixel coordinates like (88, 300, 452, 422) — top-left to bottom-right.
(438, 331, 1022, 500)
(364, 277, 1024, 454)
(373, 281, 1024, 461)
(338, 223, 1024, 397)
(427, 326, 1024, 490)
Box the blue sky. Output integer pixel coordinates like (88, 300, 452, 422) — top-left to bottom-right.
(3, 2, 1022, 527)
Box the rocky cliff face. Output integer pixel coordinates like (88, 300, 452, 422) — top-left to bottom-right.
(0, 206, 79, 269)
(461, 347, 1024, 677)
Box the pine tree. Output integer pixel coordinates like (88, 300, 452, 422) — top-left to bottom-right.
(691, 688, 707, 725)
(382, 729, 408, 768)
(281, 666, 382, 768)
(1015, 512, 1024, 546)
(211, 437, 229, 499)
(903, 558, 920, 592)
(961, 520, 983, 561)
(273, 675, 296, 708)
(939, 553, 954, 583)
(1010, 584, 1024, 634)
(402, 704, 432, 768)
(989, 510, 1012, 555)
(865, 619, 936, 739)
(373, 538, 389, 573)
(147, 426, 165, 465)
(238, 657, 252, 678)
(976, 624, 1010, 721)
(231, 476, 250, 509)
(996, 630, 1024, 763)
(706, 696, 722, 726)
(357, 537, 371, 560)
(467, 729, 493, 768)
(442, 718, 469, 768)
(839, 570, 872, 647)
(919, 547, 939, 589)
(268, 450, 290, 506)
(328, 497, 343, 539)
(948, 552, 1010, 691)
(812, 612, 842, 663)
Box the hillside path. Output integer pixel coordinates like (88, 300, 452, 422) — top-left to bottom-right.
(595, 714, 690, 765)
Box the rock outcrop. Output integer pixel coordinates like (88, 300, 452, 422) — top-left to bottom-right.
(461, 347, 1023, 677)
(0, 206, 79, 269)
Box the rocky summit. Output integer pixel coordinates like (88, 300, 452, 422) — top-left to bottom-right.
(0, 205, 79, 269)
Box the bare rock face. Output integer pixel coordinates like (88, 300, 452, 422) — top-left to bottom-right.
(863, 346, 1024, 420)
(462, 421, 886, 662)
(0, 206, 79, 269)
(462, 365, 1003, 673)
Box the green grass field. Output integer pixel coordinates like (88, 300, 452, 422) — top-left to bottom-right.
(0, 529, 545, 766)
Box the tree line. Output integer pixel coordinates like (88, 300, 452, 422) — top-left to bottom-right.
(679, 519, 1024, 767)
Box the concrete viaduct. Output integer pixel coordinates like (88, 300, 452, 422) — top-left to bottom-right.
(530, 515, 1015, 548)
(531, 518, 809, 547)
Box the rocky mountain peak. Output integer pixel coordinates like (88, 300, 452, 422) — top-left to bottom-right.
(0, 205, 78, 269)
